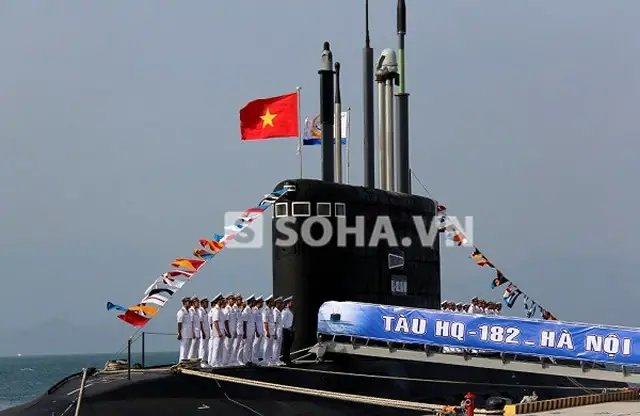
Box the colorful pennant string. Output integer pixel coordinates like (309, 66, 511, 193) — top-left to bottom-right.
(107, 188, 289, 327)
(437, 204, 557, 320)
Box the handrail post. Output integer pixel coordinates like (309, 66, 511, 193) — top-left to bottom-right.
(141, 332, 145, 368)
(74, 368, 88, 416)
(127, 337, 131, 380)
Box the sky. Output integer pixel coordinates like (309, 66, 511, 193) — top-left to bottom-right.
(1, 0, 639, 356)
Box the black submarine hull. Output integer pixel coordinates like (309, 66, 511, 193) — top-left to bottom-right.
(3, 180, 627, 415)
(1, 357, 627, 416)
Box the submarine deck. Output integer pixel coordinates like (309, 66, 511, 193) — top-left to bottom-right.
(2, 353, 634, 416)
(1, 363, 435, 416)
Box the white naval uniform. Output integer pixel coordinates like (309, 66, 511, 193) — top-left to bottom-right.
(241, 305, 254, 364)
(262, 307, 275, 365)
(223, 304, 237, 365)
(233, 306, 244, 364)
(252, 306, 264, 363)
(281, 308, 294, 330)
(209, 305, 224, 367)
(177, 306, 194, 361)
(272, 307, 283, 363)
(442, 308, 455, 354)
(198, 307, 210, 363)
(207, 308, 215, 365)
(220, 305, 231, 366)
(188, 306, 201, 359)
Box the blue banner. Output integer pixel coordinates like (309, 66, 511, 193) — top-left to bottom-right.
(317, 301, 640, 366)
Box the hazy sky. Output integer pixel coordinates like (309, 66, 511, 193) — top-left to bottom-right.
(1, 0, 639, 355)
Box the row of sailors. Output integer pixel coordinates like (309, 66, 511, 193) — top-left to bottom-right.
(177, 293, 295, 368)
(440, 297, 501, 354)
(440, 297, 503, 316)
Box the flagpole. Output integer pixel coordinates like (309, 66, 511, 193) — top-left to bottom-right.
(296, 86, 303, 178)
(346, 107, 351, 184)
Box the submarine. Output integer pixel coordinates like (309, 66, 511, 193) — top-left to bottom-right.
(1, 1, 632, 415)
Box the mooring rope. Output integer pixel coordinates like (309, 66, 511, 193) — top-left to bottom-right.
(177, 368, 442, 412)
(273, 365, 618, 392)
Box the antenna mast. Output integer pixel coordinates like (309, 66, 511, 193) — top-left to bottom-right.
(396, 0, 410, 193)
(363, 0, 375, 188)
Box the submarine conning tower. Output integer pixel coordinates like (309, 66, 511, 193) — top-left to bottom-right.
(271, 179, 441, 352)
(272, 3, 440, 351)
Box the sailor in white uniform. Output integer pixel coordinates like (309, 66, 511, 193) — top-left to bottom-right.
(486, 302, 495, 315)
(439, 300, 449, 352)
(475, 299, 488, 354)
(208, 293, 224, 367)
(207, 294, 220, 366)
(188, 297, 203, 360)
(232, 294, 244, 366)
(272, 296, 284, 365)
(221, 293, 234, 366)
(262, 295, 276, 365)
(198, 298, 210, 367)
(479, 299, 487, 314)
(177, 297, 194, 362)
(241, 295, 255, 365)
(452, 302, 465, 353)
(495, 303, 502, 316)
(281, 296, 294, 365)
(251, 296, 264, 363)
(439, 300, 448, 352)
(468, 297, 480, 314)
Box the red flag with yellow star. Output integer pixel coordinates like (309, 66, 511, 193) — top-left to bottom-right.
(239, 92, 299, 140)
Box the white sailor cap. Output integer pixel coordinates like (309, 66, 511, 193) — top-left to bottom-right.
(275, 296, 283, 303)
(283, 296, 293, 303)
(441, 300, 448, 306)
(246, 294, 255, 302)
(200, 297, 208, 302)
(265, 294, 274, 302)
(224, 292, 234, 298)
(472, 296, 479, 301)
(255, 295, 263, 302)
(212, 292, 223, 302)
(456, 302, 462, 307)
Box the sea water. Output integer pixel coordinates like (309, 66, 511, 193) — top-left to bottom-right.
(0, 351, 175, 411)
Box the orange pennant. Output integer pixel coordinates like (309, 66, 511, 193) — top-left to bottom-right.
(199, 239, 225, 252)
(193, 248, 215, 260)
(129, 304, 159, 317)
(170, 258, 205, 271)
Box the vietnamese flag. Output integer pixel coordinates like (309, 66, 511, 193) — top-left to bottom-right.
(240, 92, 299, 141)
